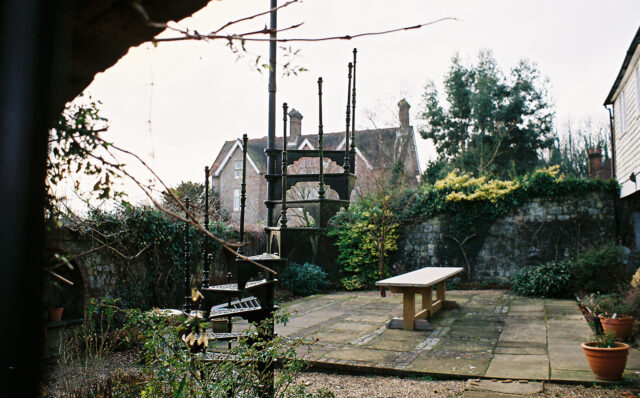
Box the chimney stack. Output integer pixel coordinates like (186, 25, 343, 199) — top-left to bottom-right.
(288, 109, 302, 143)
(588, 148, 602, 178)
(398, 99, 410, 129)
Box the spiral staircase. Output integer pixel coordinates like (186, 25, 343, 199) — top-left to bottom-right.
(178, 49, 359, 397)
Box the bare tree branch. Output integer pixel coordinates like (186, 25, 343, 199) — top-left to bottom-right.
(210, 0, 301, 35)
(153, 17, 457, 44)
(92, 137, 277, 275)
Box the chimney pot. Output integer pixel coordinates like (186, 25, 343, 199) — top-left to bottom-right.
(588, 150, 603, 178)
(288, 109, 302, 142)
(398, 99, 410, 128)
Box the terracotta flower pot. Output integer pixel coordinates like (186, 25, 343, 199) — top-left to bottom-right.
(49, 307, 64, 322)
(599, 315, 634, 340)
(582, 342, 629, 380)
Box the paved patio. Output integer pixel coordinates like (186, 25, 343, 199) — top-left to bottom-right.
(269, 290, 640, 383)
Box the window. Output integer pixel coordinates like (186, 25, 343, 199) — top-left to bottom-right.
(619, 89, 627, 135)
(234, 160, 243, 179)
(233, 189, 241, 211)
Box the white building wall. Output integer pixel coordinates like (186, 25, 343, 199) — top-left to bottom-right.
(613, 46, 640, 198)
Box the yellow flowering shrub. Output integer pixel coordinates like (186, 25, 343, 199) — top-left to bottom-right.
(433, 172, 519, 203)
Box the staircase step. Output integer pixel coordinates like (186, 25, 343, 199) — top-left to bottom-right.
(202, 351, 247, 363)
(209, 296, 263, 319)
(209, 306, 261, 318)
(212, 296, 261, 310)
(205, 331, 243, 341)
(204, 279, 275, 293)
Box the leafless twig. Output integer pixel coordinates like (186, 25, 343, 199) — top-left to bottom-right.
(91, 137, 277, 275)
(153, 17, 457, 44)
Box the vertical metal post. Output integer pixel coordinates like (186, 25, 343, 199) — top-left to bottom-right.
(202, 166, 210, 289)
(266, 0, 278, 227)
(227, 270, 232, 348)
(318, 77, 326, 199)
(280, 103, 288, 228)
(350, 49, 358, 172)
(183, 197, 192, 313)
(343, 62, 353, 173)
(239, 134, 248, 255)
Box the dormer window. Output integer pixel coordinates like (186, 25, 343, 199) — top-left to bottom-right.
(234, 160, 243, 179)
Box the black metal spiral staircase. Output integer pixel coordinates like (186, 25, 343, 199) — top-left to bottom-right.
(181, 133, 285, 344)
(264, 49, 359, 264)
(177, 49, 360, 397)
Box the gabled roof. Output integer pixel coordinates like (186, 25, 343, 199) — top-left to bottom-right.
(210, 127, 403, 177)
(605, 26, 640, 105)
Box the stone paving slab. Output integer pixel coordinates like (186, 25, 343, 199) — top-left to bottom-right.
(485, 354, 549, 380)
(465, 379, 544, 395)
(265, 291, 640, 383)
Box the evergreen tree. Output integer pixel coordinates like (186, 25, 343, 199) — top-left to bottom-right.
(420, 51, 555, 178)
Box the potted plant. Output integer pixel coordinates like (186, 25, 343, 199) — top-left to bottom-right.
(594, 294, 634, 340)
(582, 331, 630, 380)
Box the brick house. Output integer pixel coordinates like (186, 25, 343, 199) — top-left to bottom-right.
(209, 99, 421, 225)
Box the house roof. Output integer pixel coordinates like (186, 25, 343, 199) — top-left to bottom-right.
(604, 26, 640, 105)
(210, 127, 403, 177)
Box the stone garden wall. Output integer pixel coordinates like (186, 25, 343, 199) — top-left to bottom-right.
(392, 192, 616, 281)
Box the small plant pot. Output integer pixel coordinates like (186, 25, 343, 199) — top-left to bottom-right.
(49, 307, 64, 322)
(582, 342, 629, 380)
(599, 315, 634, 340)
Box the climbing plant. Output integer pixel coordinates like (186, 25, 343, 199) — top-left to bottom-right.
(329, 166, 618, 286)
(69, 203, 230, 308)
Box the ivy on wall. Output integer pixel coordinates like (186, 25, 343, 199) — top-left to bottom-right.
(67, 204, 229, 308)
(329, 167, 619, 288)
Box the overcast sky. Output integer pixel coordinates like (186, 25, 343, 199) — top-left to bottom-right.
(78, 0, 640, 203)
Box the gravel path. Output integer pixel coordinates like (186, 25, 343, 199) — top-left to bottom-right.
(44, 352, 639, 397)
(298, 371, 640, 397)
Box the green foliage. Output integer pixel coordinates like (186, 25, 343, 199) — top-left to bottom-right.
(328, 188, 403, 290)
(128, 312, 333, 397)
(588, 331, 618, 348)
(80, 203, 229, 308)
(572, 243, 626, 294)
(162, 180, 220, 217)
(593, 293, 629, 317)
(419, 51, 555, 178)
(55, 302, 333, 397)
(280, 262, 330, 297)
(46, 99, 118, 209)
(330, 166, 618, 284)
(511, 260, 572, 298)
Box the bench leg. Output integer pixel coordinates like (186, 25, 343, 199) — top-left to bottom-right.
(403, 292, 415, 330)
(436, 281, 446, 303)
(421, 286, 433, 318)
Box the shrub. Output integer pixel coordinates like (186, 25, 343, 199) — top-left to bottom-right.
(280, 262, 330, 297)
(593, 293, 629, 317)
(631, 266, 640, 288)
(572, 243, 626, 294)
(511, 260, 572, 298)
(623, 287, 640, 318)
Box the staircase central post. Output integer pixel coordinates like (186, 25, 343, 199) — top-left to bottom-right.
(318, 77, 326, 199)
(183, 197, 192, 313)
(343, 62, 353, 173)
(202, 166, 210, 289)
(350, 49, 358, 172)
(265, 0, 278, 227)
(239, 134, 248, 255)
(280, 103, 288, 228)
